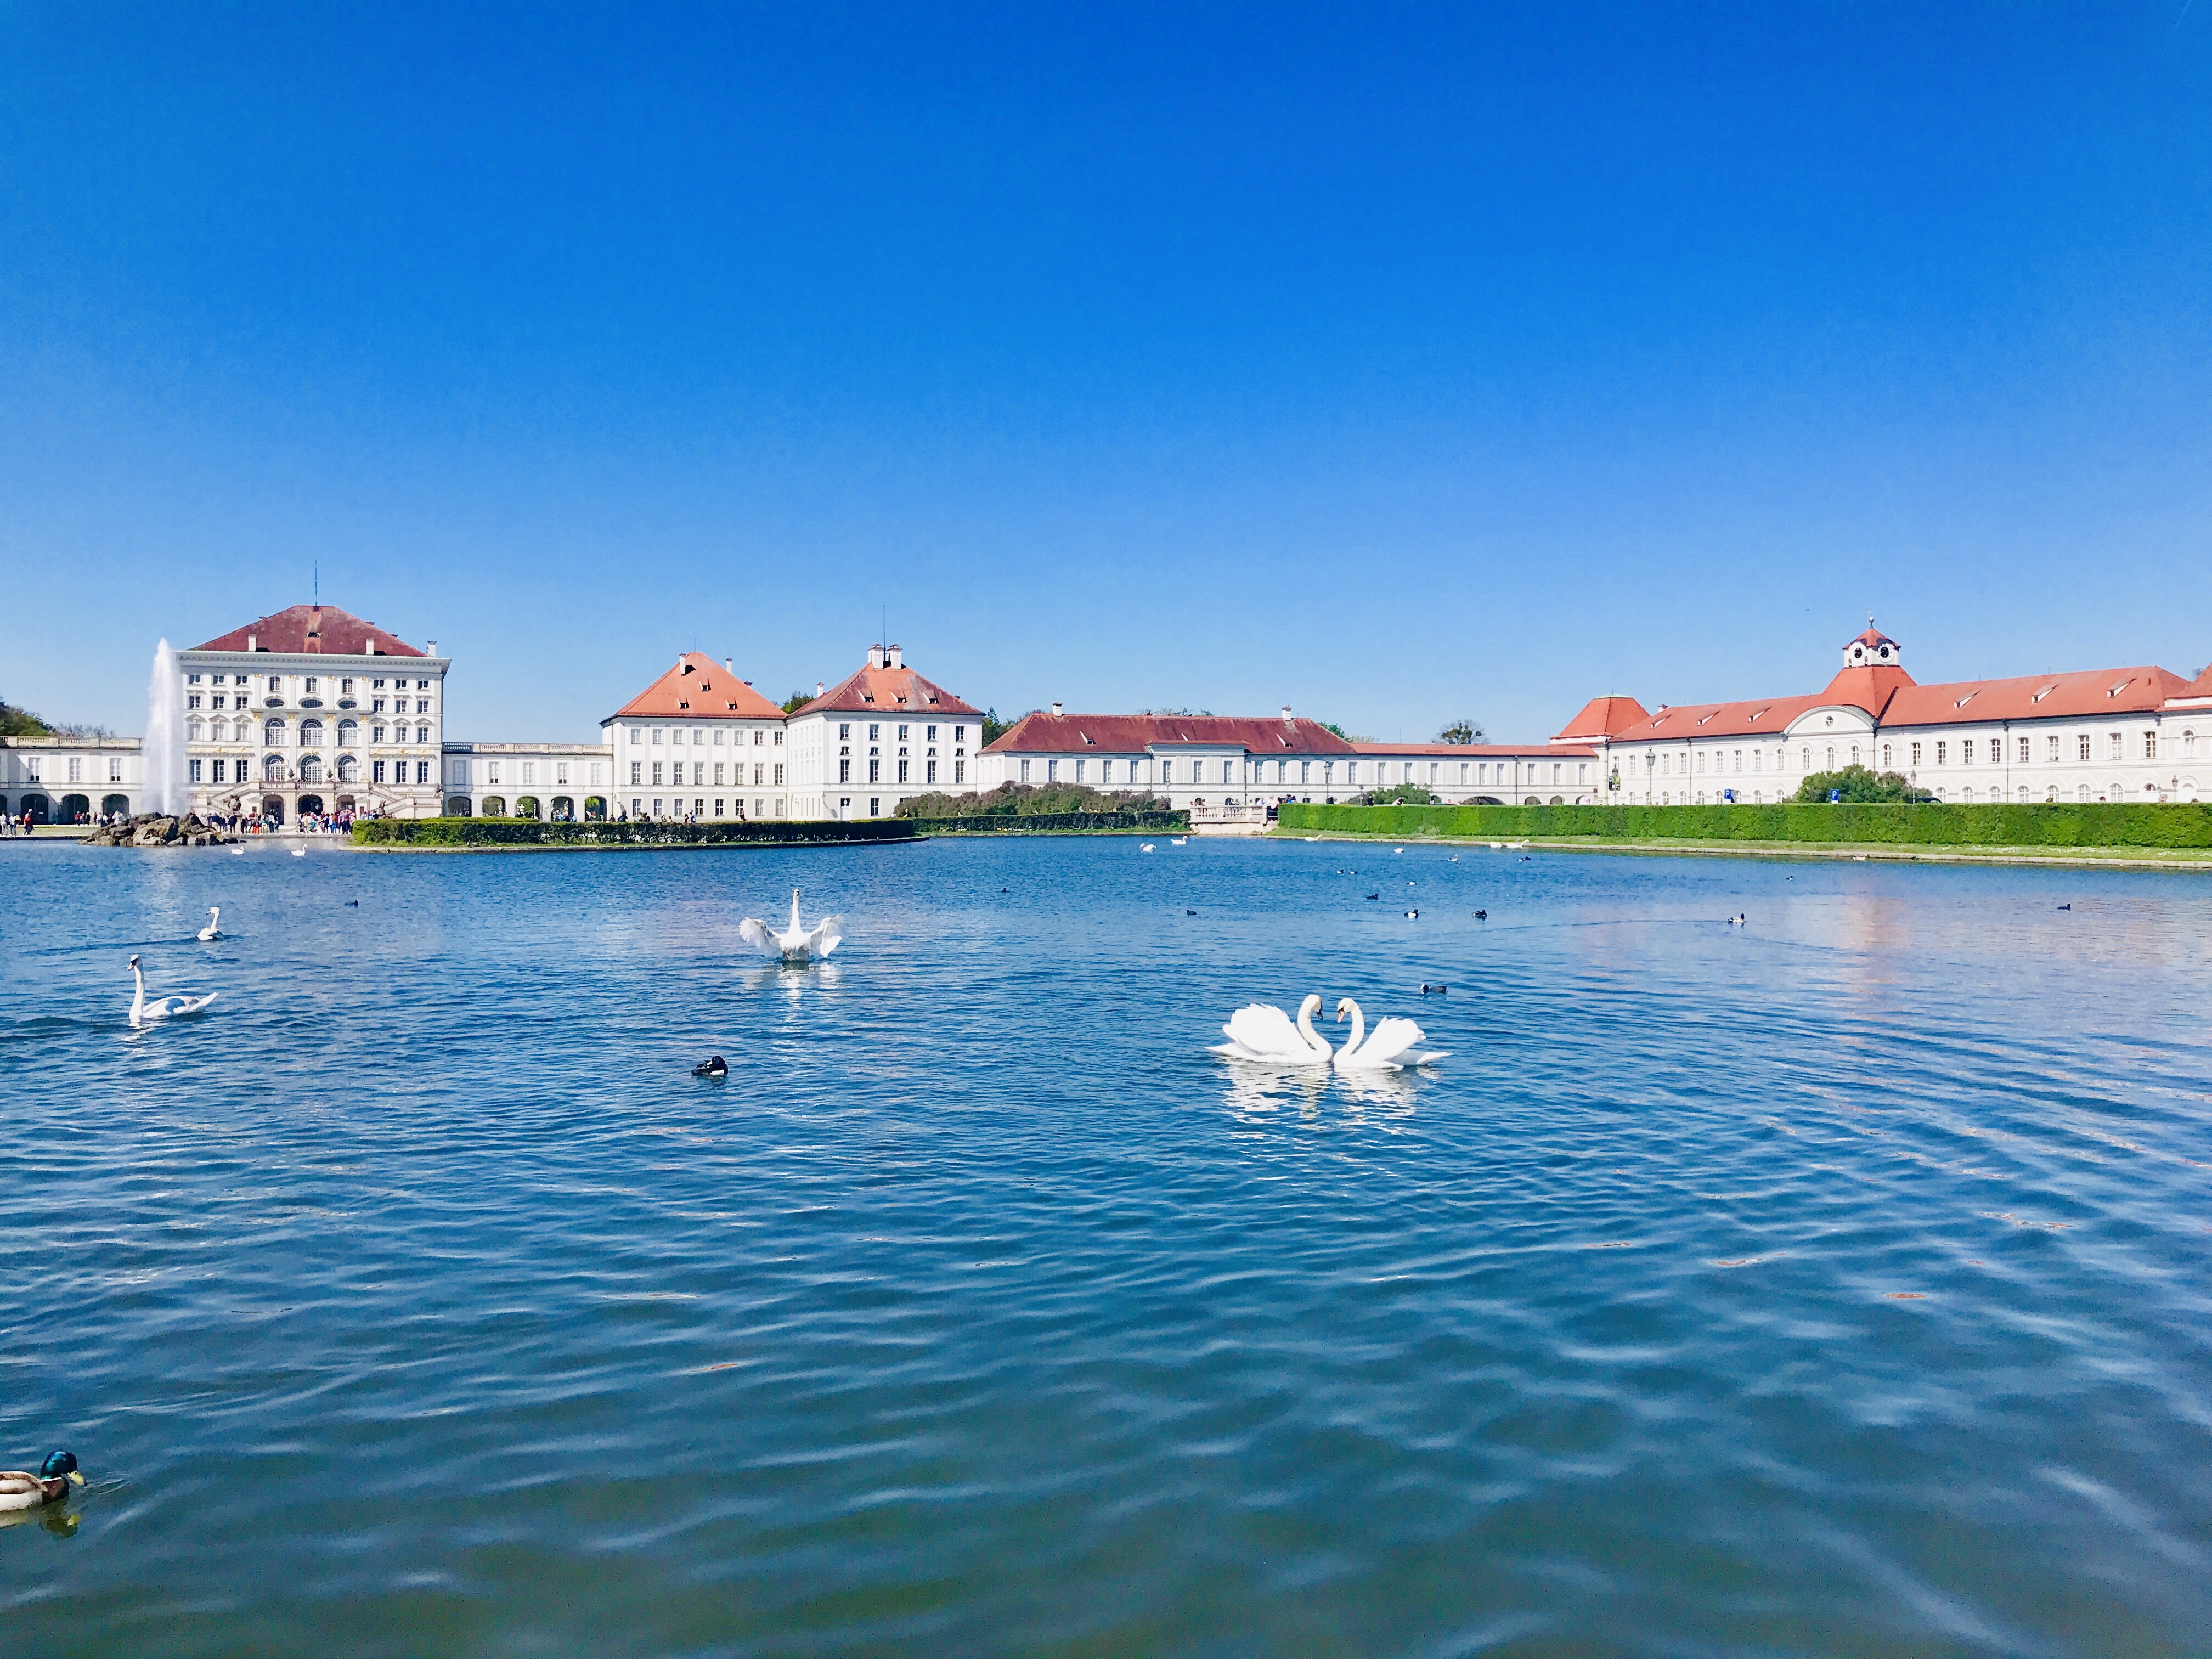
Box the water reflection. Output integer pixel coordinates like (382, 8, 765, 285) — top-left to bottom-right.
(1217, 1062, 1421, 1121)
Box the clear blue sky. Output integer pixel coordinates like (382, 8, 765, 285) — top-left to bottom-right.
(5, 3, 2208, 743)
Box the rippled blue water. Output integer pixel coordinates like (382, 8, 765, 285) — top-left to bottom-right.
(4, 836, 2210, 1656)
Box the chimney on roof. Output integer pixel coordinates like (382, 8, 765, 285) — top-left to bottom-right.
(816, 681, 825, 697)
(725, 658, 733, 673)
(1282, 705, 1293, 724)
(1052, 701, 1063, 718)
(427, 640, 436, 658)
(888, 644, 904, 669)
(246, 633, 257, 652)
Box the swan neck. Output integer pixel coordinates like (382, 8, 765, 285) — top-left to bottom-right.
(1341, 1000, 1366, 1060)
(1296, 997, 1331, 1059)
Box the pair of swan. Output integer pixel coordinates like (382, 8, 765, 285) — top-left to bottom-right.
(1210, 994, 1446, 1071)
(127, 955, 216, 1028)
(738, 889, 843, 963)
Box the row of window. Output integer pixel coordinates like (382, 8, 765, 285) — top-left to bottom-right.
(835, 723, 967, 744)
(451, 761, 608, 787)
(188, 717, 433, 746)
(629, 725, 782, 747)
(629, 760, 784, 787)
(1617, 728, 2196, 777)
(834, 759, 962, 785)
(1003, 755, 1594, 788)
(187, 673, 432, 692)
(18, 757, 128, 783)
(627, 797, 788, 819)
(187, 758, 432, 785)
(1640, 781, 2193, 805)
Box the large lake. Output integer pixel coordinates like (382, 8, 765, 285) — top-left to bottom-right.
(4, 836, 2209, 1656)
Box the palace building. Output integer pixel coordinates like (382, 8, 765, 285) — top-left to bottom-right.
(1554, 624, 2211, 805)
(180, 605, 449, 823)
(784, 644, 985, 821)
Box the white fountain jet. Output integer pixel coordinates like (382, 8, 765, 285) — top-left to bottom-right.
(144, 639, 188, 817)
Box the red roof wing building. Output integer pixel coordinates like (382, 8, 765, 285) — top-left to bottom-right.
(1558, 623, 2210, 806)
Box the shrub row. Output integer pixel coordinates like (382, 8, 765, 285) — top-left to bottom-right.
(1276, 800, 2212, 849)
(353, 817, 917, 849)
(906, 810, 1190, 834)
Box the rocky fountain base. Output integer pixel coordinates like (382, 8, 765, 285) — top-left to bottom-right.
(84, 814, 233, 848)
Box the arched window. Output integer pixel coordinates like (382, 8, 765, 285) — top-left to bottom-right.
(300, 719, 324, 747)
(337, 719, 359, 747)
(337, 755, 358, 782)
(298, 754, 323, 783)
(265, 718, 286, 746)
(263, 753, 285, 782)
(2186, 730, 2197, 757)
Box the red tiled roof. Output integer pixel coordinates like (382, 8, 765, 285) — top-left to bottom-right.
(1816, 662, 1916, 716)
(1850, 625, 1897, 650)
(983, 713, 1358, 756)
(191, 604, 425, 657)
(1551, 696, 1651, 742)
(1616, 692, 1833, 742)
(793, 659, 980, 718)
(2168, 663, 2212, 704)
(603, 653, 789, 722)
(1351, 742, 1597, 758)
(1881, 665, 2187, 728)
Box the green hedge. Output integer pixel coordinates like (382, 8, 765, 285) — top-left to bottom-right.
(353, 817, 917, 849)
(906, 810, 1189, 834)
(1276, 801, 2212, 849)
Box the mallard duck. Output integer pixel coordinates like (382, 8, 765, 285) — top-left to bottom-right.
(1, 1452, 83, 1512)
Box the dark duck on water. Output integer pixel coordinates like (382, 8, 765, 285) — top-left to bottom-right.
(691, 1056, 729, 1080)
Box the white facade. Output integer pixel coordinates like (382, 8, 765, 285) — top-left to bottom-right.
(1563, 627, 2211, 806)
(784, 646, 983, 820)
(443, 744, 614, 819)
(0, 737, 144, 824)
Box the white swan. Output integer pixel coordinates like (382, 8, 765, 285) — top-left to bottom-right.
(1210, 993, 1332, 1065)
(128, 954, 217, 1027)
(738, 888, 843, 963)
(290, 847, 306, 857)
(1141, 843, 1155, 853)
(198, 906, 222, 941)
(1170, 837, 1187, 846)
(1333, 997, 1446, 1071)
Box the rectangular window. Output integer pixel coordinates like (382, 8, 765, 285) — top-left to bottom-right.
(869, 759, 880, 783)
(374, 761, 386, 783)
(840, 759, 851, 783)
(2047, 736, 2060, 761)
(839, 724, 850, 740)
(1962, 739, 1974, 765)
(630, 761, 642, 785)
(714, 763, 725, 785)
(68, 758, 81, 782)
(1910, 742, 1922, 766)
(651, 763, 663, 785)
(927, 760, 937, 783)
(773, 765, 783, 786)
(868, 724, 879, 741)
(189, 759, 202, 782)
(652, 729, 664, 746)
(954, 761, 965, 784)
(713, 729, 724, 746)
(630, 727, 641, 744)
(898, 759, 909, 783)
(1935, 742, 1946, 766)
(898, 724, 908, 740)
(2079, 734, 2092, 760)
(522, 763, 535, 786)
(110, 758, 122, 782)
(692, 762, 703, 786)
(1047, 758, 1058, 782)
(2019, 736, 2030, 763)
(870, 798, 881, 816)
(714, 799, 724, 817)
(927, 725, 938, 741)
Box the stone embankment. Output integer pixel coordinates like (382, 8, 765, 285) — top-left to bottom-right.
(84, 814, 232, 848)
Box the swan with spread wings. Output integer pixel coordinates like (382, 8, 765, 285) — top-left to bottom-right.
(738, 888, 844, 963)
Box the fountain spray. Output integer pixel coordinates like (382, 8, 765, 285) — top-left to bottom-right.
(144, 640, 187, 816)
